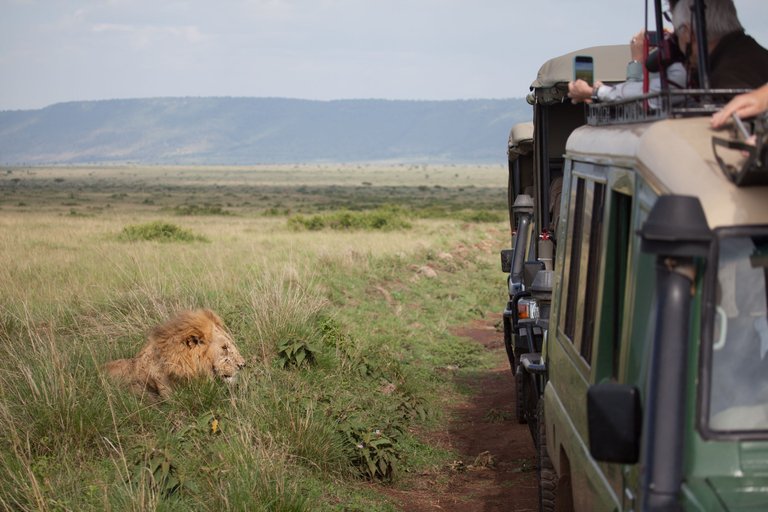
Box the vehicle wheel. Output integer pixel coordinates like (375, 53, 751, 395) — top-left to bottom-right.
(537, 400, 557, 512)
(515, 368, 526, 424)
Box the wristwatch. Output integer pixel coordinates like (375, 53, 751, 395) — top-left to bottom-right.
(591, 85, 601, 103)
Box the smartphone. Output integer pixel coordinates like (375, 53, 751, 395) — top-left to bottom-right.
(574, 55, 594, 85)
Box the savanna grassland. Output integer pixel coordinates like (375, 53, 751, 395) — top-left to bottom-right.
(0, 163, 511, 511)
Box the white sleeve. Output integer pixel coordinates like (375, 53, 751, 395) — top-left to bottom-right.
(597, 81, 644, 101)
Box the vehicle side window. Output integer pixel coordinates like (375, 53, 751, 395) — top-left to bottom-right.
(592, 190, 633, 379)
(580, 182, 606, 363)
(563, 177, 586, 342)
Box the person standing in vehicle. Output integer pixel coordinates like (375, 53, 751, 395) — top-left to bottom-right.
(568, 30, 687, 103)
(671, 0, 768, 89)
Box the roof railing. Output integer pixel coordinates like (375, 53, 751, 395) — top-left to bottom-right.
(586, 89, 750, 126)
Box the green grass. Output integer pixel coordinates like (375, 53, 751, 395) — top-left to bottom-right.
(0, 164, 508, 511)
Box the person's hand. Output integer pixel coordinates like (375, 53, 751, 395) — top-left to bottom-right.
(711, 84, 768, 128)
(568, 79, 593, 103)
(630, 30, 645, 62)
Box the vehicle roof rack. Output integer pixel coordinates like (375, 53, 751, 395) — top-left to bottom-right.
(586, 89, 751, 126)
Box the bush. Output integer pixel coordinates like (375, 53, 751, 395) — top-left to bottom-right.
(343, 425, 400, 482)
(172, 204, 234, 216)
(457, 210, 503, 223)
(118, 221, 209, 243)
(288, 207, 411, 232)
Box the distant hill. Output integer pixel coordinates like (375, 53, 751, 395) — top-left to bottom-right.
(0, 97, 530, 165)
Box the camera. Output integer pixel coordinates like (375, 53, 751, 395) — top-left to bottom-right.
(646, 32, 686, 73)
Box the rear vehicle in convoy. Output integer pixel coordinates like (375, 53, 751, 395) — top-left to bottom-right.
(499, 1, 768, 510)
(500, 45, 629, 437)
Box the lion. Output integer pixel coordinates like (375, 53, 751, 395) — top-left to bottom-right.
(105, 309, 245, 400)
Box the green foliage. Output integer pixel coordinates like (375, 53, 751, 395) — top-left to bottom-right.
(167, 378, 228, 416)
(276, 337, 319, 369)
(395, 393, 429, 422)
(456, 209, 504, 223)
(288, 207, 412, 232)
(118, 221, 208, 242)
(319, 316, 380, 378)
(343, 425, 401, 482)
(129, 444, 192, 499)
(172, 203, 234, 216)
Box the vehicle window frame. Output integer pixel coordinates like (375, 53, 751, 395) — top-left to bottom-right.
(698, 225, 768, 441)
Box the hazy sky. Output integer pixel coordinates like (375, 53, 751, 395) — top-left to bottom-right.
(2, 0, 767, 111)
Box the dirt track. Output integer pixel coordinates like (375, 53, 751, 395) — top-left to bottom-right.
(381, 315, 538, 511)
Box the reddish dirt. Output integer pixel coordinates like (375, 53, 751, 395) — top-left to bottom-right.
(380, 314, 538, 512)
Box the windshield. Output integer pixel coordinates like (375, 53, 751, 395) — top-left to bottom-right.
(708, 232, 768, 432)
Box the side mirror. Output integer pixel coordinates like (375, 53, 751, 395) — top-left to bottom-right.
(587, 382, 642, 464)
(500, 249, 514, 273)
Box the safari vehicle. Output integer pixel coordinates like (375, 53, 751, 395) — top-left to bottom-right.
(524, 1, 768, 511)
(500, 47, 629, 435)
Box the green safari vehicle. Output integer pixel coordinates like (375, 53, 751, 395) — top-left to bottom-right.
(510, 1, 768, 510)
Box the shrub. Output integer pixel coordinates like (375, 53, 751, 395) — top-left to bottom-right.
(118, 221, 208, 243)
(172, 204, 233, 216)
(288, 207, 411, 232)
(342, 425, 400, 482)
(457, 210, 503, 223)
(276, 337, 319, 369)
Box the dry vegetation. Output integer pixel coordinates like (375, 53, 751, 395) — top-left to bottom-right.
(0, 163, 509, 511)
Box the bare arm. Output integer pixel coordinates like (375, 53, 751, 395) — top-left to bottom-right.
(711, 83, 768, 128)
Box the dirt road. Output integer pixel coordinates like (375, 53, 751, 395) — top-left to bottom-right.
(382, 315, 539, 511)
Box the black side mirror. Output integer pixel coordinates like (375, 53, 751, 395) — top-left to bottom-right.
(587, 382, 642, 464)
(501, 249, 514, 273)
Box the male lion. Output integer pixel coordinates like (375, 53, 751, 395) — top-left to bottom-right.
(105, 309, 245, 399)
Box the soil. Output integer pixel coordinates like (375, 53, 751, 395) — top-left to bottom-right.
(380, 314, 538, 512)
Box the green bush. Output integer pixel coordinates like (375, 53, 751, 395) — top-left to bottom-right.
(118, 221, 209, 243)
(343, 425, 400, 482)
(276, 337, 319, 369)
(288, 207, 411, 232)
(457, 210, 503, 223)
(172, 203, 234, 216)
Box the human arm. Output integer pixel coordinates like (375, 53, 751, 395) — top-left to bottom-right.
(568, 30, 646, 104)
(711, 83, 768, 128)
(568, 79, 596, 103)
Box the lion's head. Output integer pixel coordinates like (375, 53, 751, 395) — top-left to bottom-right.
(205, 318, 246, 383)
(151, 309, 246, 384)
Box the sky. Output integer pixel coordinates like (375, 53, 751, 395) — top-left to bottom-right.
(1, 0, 767, 111)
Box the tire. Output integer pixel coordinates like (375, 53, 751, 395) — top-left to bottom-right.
(537, 400, 557, 512)
(515, 367, 526, 424)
